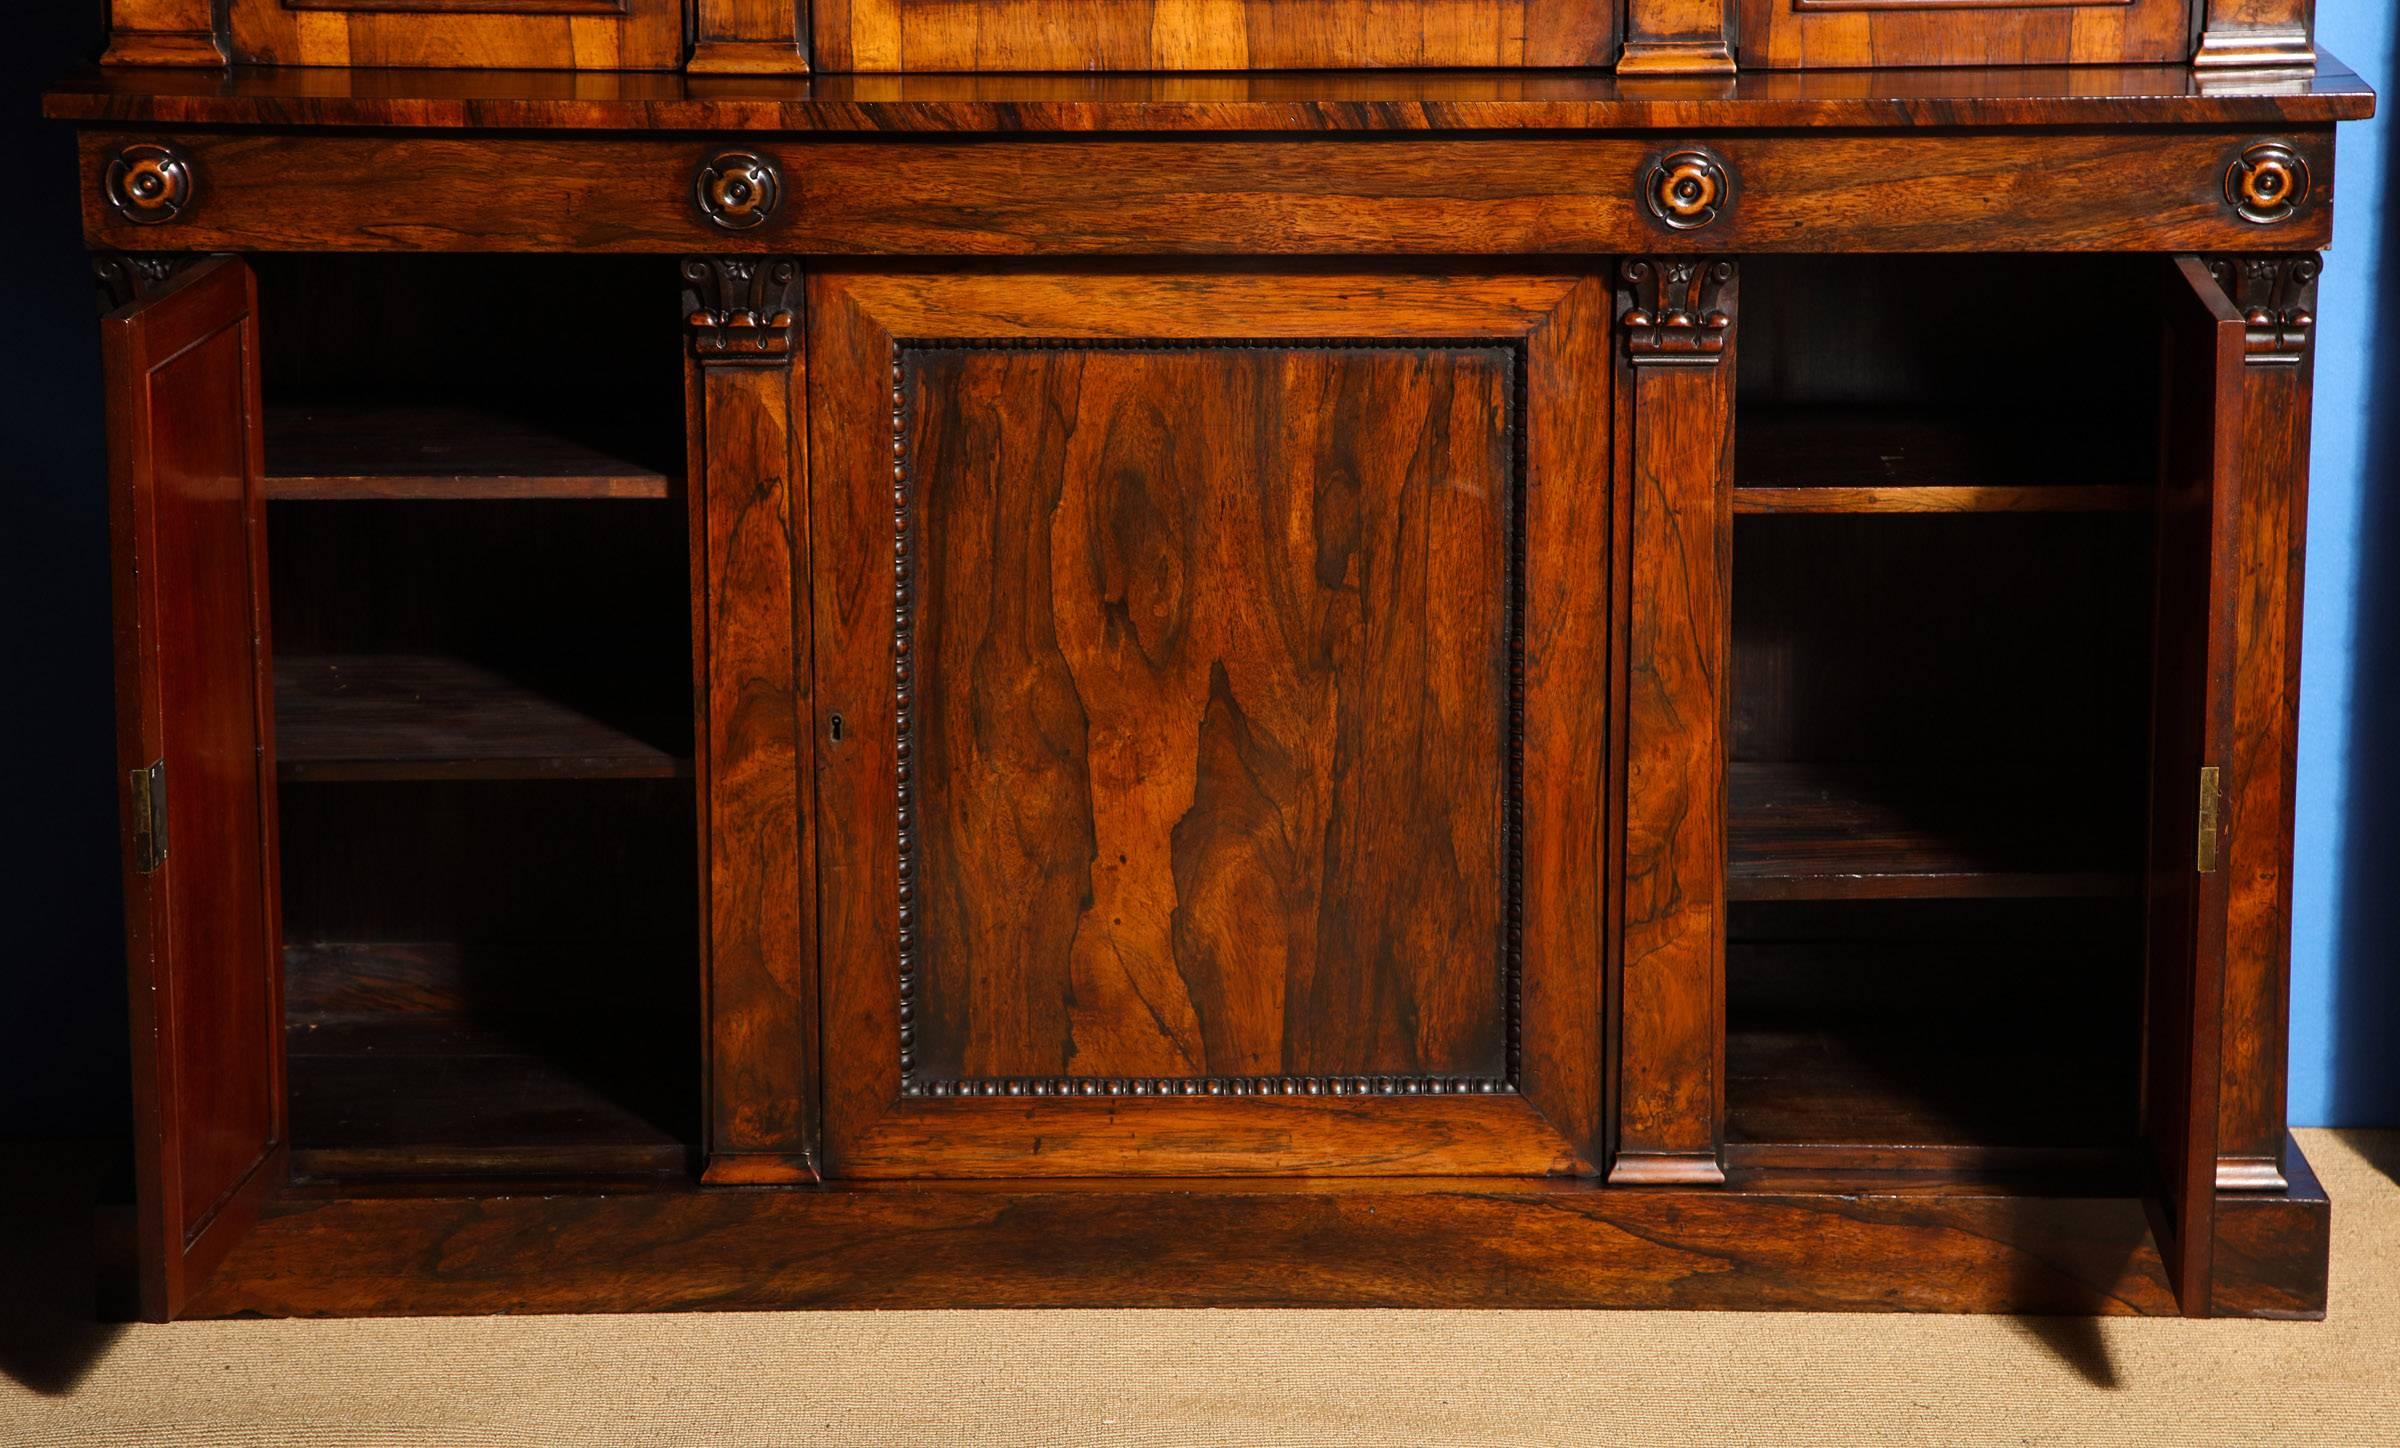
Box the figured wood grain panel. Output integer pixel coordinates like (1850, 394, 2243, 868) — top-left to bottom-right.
(904, 343, 1514, 1089)
(809, 270, 1608, 1179)
(816, 0, 1615, 70)
(103, 258, 286, 1320)
(1612, 259, 1735, 1186)
(690, 309, 817, 1184)
(1735, 0, 2191, 68)
(70, 130, 2340, 259)
(226, 0, 682, 67)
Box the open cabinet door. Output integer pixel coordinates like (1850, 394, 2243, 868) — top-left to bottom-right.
(102, 256, 284, 1321)
(2144, 255, 2255, 1317)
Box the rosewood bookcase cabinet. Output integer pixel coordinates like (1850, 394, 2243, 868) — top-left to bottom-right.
(50, 0, 2372, 1321)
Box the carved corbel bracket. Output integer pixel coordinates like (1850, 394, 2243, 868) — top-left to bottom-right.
(682, 257, 803, 360)
(92, 253, 201, 315)
(2206, 254, 2319, 366)
(1618, 258, 1736, 366)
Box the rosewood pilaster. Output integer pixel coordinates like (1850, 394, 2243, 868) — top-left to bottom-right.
(685, 257, 820, 1185)
(1610, 257, 1736, 1186)
(2200, 254, 2320, 1194)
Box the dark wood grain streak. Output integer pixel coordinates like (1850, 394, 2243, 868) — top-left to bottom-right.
(69, 130, 2341, 258)
(103, 256, 288, 1321)
(45, 63, 2378, 131)
(1612, 259, 1735, 1187)
(689, 280, 818, 1184)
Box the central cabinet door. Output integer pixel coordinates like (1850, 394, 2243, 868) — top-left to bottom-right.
(811, 270, 1610, 1177)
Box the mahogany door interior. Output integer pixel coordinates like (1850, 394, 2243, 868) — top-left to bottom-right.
(807, 268, 1612, 1178)
(102, 256, 285, 1321)
(2139, 254, 2263, 1315)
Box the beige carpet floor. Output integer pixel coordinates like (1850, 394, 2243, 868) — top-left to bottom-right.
(2, 1128, 2395, 1447)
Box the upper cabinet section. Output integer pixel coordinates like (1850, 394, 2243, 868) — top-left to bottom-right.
(1730, 0, 2191, 70)
(90, 0, 2328, 73)
(225, 0, 685, 70)
(815, 0, 1615, 70)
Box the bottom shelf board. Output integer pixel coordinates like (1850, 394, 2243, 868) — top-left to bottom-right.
(1721, 939, 2140, 1165)
(286, 1012, 692, 1182)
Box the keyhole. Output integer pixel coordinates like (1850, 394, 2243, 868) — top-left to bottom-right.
(830, 712, 845, 742)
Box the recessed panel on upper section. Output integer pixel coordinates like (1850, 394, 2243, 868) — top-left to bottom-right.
(815, 0, 1617, 69)
(227, 0, 685, 69)
(1733, 0, 2193, 69)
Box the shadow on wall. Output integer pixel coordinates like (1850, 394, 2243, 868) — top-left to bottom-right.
(0, 8, 128, 1147)
(2334, 100, 2400, 1134)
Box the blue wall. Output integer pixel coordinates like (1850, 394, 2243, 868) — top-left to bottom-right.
(2295, 0, 2400, 1126)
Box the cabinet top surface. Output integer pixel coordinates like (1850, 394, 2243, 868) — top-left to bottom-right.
(47, 60, 2374, 134)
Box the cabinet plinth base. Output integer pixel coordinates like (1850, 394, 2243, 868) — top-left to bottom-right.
(181, 1144, 2332, 1320)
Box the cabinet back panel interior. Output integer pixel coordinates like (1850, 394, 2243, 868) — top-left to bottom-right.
(252, 254, 686, 499)
(1725, 254, 2158, 1165)
(255, 255, 701, 1182)
(277, 781, 699, 1180)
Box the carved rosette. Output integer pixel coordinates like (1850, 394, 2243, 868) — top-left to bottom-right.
(104, 144, 194, 227)
(2224, 142, 2309, 226)
(2206, 254, 2319, 366)
(1643, 150, 1730, 232)
(92, 253, 198, 314)
(694, 150, 785, 232)
(1618, 258, 1736, 366)
(681, 257, 803, 359)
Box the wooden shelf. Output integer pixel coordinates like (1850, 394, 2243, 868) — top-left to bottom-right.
(274, 653, 690, 782)
(1723, 941, 2138, 1171)
(265, 403, 675, 501)
(1734, 409, 2151, 514)
(1728, 761, 2136, 901)
(288, 1012, 690, 1182)
(286, 941, 692, 1183)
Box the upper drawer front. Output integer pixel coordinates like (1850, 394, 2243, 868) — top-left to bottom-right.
(228, 0, 685, 69)
(816, 0, 1617, 69)
(1735, 0, 2193, 69)
(73, 128, 2336, 257)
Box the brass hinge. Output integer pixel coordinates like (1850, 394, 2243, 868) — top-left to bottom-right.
(130, 759, 167, 875)
(2196, 765, 2221, 875)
